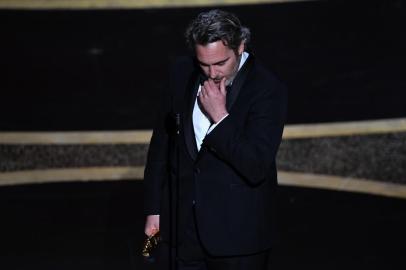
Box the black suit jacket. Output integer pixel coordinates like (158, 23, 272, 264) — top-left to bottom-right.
(144, 54, 287, 257)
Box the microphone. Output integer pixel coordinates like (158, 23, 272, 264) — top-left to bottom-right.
(175, 113, 181, 135)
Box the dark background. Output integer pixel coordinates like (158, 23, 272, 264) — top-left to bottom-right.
(1, 1, 406, 269)
(1, 0, 405, 131)
(1, 181, 405, 270)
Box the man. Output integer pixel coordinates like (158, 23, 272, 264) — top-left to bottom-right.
(144, 9, 287, 269)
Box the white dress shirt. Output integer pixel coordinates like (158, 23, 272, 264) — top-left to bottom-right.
(193, 52, 249, 151)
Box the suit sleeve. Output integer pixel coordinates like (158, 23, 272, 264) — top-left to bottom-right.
(143, 85, 171, 215)
(203, 83, 287, 186)
(143, 56, 194, 215)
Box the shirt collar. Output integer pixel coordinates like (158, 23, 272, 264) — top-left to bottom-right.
(238, 51, 249, 71)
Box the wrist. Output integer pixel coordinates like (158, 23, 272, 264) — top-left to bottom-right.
(213, 111, 229, 123)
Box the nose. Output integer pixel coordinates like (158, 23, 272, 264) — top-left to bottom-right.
(208, 66, 217, 79)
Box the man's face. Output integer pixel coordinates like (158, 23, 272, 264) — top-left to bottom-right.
(195, 40, 244, 87)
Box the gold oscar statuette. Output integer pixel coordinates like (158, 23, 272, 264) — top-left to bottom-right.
(142, 231, 162, 258)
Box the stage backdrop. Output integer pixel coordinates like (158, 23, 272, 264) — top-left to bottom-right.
(0, 0, 405, 194)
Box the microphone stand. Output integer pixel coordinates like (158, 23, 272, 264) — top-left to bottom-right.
(169, 113, 181, 270)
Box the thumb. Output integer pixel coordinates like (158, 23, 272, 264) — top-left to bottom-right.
(220, 77, 227, 95)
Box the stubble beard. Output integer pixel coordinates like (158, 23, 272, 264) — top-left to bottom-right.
(225, 53, 242, 86)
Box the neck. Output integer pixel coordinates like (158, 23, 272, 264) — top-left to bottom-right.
(226, 53, 243, 86)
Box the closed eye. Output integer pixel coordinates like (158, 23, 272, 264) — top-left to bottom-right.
(198, 57, 230, 67)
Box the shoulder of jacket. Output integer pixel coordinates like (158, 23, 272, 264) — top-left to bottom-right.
(249, 60, 285, 89)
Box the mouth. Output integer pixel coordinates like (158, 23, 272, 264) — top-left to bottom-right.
(211, 77, 231, 86)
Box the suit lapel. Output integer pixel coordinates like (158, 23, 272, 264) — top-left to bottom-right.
(226, 54, 254, 112)
(182, 71, 201, 161)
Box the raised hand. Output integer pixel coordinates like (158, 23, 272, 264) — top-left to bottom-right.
(199, 77, 228, 123)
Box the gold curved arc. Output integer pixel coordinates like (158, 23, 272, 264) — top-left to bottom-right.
(278, 171, 406, 199)
(0, 167, 405, 199)
(0, 130, 152, 144)
(284, 118, 406, 139)
(0, 0, 310, 10)
(0, 166, 143, 186)
(0, 118, 405, 144)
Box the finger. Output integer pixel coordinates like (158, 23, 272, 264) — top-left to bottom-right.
(203, 84, 211, 97)
(203, 79, 213, 93)
(203, 81, 212, 93)
(208, 79, 218, 91)
(199, 92, 205, 103)
(220, 77, 226, 95)
(145, 225, 158, 236)
(145, 221, 152, 233)
(200, 87, 206, 98)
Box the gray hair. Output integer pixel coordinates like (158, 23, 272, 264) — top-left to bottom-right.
(185, 9, 251, 52)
